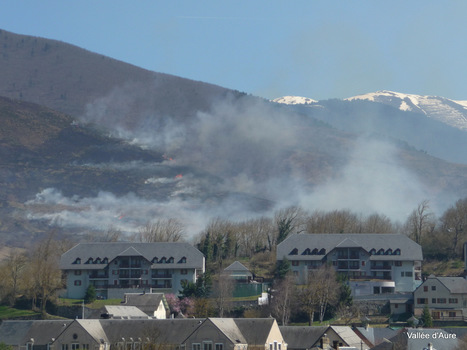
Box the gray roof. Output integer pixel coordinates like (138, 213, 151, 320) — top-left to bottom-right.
(63, 319, 204, 344)
(355, 326, 398, 347)
(233, 318, 276, 344)
(435, 276, 467, 293)
(277, 234, 422, 261)
(280, 326, 328, 349)
(122, 293, 168, 315)
(208, 319, 247, 344)
(0, 320, 72, 346)
(371, 328, 459, 350)
(224, 261, 250, 272)
(101, 305, 150, 318)
(60, 242, 204, 270)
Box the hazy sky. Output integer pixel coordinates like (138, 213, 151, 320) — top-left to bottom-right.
(2, 1, 467, 101)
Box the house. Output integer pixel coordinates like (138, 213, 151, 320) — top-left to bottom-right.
(276, 234, 423, 296)
(414, 275, 467, 321)
(280, 326, 367, 350)
(223, 261, 253, 281)
(51, 318, 202, 350)
(47, 318, 285, 350)
(352, 325, 398, 349)
(370, 328, 459, 350)
(59, 242, 205, 299)
(121, 292, 169, 318)
(0, 320, 73, 350)
(97, 305, 151, 319)
(185, 318, 286, 350)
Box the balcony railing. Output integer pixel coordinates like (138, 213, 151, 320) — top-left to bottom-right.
(89, 272, 109, 279)
(151, 273, 173, 278)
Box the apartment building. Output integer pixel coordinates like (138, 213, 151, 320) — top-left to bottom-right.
(60, 242, 205, 299)
(276, 233, 423, 296)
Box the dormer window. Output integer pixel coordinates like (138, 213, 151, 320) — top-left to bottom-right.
(302, 248, 311, 255)
(178, 257, 187, 263)
(369, 249, 376, 255)
(393, 249, 401, 255)
(312, 248, 319, 255)
(95, 257, 101, 264)
(319, 248, 326, 255)
(289, 248, 298, 255)
(152, 257, 158, 264)
(159, 257, 166, 264)
(85, 258, 93, 264)
(73, 258, 81, 264)
(385, 249, 392, 255)
(102, 257, 108, 264)
(377, 249, 384, 255)
(167, 257, 174, 263)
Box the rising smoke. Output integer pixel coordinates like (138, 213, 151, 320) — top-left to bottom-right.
(25, 83, 438, 237)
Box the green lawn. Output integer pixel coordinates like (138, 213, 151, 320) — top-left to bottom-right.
(57, 297, 122, 309)
(0, 306, 39, 319)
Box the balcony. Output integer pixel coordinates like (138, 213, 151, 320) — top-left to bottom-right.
(89, 272, 109, 279)
(370, 263, 392, 270)
(151, 272, 173, 278)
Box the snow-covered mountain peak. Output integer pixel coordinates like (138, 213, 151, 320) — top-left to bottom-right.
(272, 96, 318, 105)
(344, 91, 467, 131)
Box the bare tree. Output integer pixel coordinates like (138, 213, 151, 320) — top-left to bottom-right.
(24, 231, 65, 317)
(273, 206, 306, 248)
(0, 249, 28, 306)
(135, 218, 184, 242)
(270, 272, 295, 325)
(439, 198, 467, 257)
(212, 272, 235, 317)
(299, 265, 339, 324)
(404, 200, 435, 244)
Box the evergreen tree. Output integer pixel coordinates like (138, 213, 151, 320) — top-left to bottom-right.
(421, 305, 433, 327)
(84, 285, 97, 304)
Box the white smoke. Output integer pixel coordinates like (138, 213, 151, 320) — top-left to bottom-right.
(25, 86, 443, 236)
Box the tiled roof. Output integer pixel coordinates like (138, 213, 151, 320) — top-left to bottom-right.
(60, 242, 204, 270)
(277, 234, 422, 261)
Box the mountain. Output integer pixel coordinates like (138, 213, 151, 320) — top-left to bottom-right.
(345, 90, 467, 131)
(0, 29, 235, 120)
(2, 29, 467, 247)
(273, 91, 467, 165)
(272, 96, 318, 105)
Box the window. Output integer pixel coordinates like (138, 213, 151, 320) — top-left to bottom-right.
(74, 280, 81, 286)
(437, 298, 446, 304)
(215, 344, 223, 350)
(361, 261, 365, 266)
(82, 345, 89, 350)
(292, 260, 299, 266)
(432, 299, 436, 303)
(405, 271, 413, 277)
(393, 249, 401, 255)
(424, 286, 428, 292)
(73, 258, 81, 264)
(203, 342, 212, 350)
(71, 344, 80, 350)
(74, 270, 81, 275)
(181, 269, 188, 275)
(449, 298, 458, 304)
(61, 345, 69, 350)
(449, 311, 456, 317)
(179, 257, 187, 263)
(431, 286, 436, 291)
(192, 344, 201, 350)
(395, 261, 402, 266)
(289, 248, 298, 255)
(417, 298, 427, 304)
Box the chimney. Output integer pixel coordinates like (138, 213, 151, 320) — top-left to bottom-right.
(320, 334, 330, 349)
